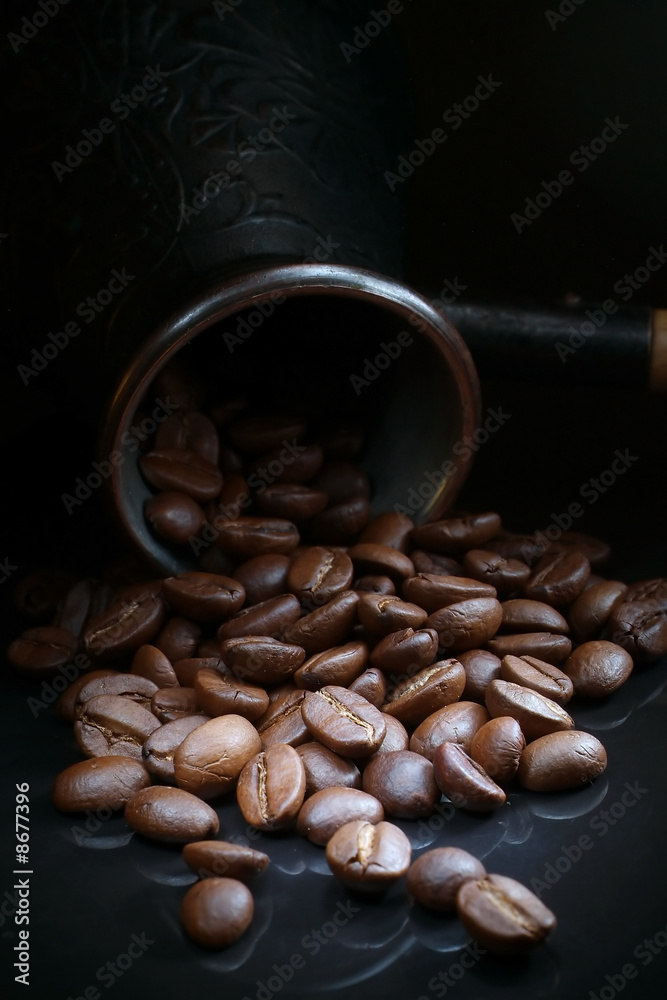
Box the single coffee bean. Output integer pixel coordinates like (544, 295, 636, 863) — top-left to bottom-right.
(358, 511, 414, 553)
(402, 574, 496, 613)
(174, 714, 262, 799)
(255, 688, 309, 748)
(607, 600, 667, 662)
(348, 667, 387, 707)
(383, 659, 466, 728)
(217, 594, 301, 642)
(214, 516, 300, 559)
(295, 742, 362, 797)
(564, 640, 634, 697)
(283, 591, 359, 654)
(182, 841, 269, 882)
(155, 616, 202, 663)
(369, 627, 439, 677)
(411, 512, 502, 554)
(232, 555, 291, 606)
(249, 442, 323, 484)
(156, 410, 220, 464)
(500, 655, 574, 705)
(294, 641, 369, 690)
(7, 626, 78, 677)
(456, 874, 556, 955)
(486, 632, 572, 665)
(194, 668, 269, 721)
(310, 460, 371, 504)
(296, 787, 384, 845)
(469, 717, 526, 784)
(354, 575, 396, 596)
(162, 572, 245, 622)
(432, 742, 506, 811)
(500, 599, 570, 635)
(347, 542, 415, 583)
(517, 729, 608, 791)
(409, 702, 490, 761)
(236, 743, 306, 831)
(302, 685, 386, 758)
(142, 715, 210, 782)
(226, 412, 305, 454)
(407, 847, 486, 912)
(181, 876, 254, 948)
(458, 649, 502, 703)
(357, 593, 428, 636)
(83, 586, 166, 661)
(52, 756, 152, 813)
(145, 491, 207, 543)
(463, 550, 531, 597)
(74, 673, 158, 718)
(152, 686, 200, 722)
(131, 644, 179, 688)
(325, 819, 411, 891)
(523, 551, 591, 608)
(140, 448, 223, 501)
(125, 786, 220, 843)
(287, 547, 354, 607)
(57, 669, 117, 723)
(220, 636, 306, 685)
(255, 483, 328, 521)
(485, 679, 574, 741)
(568, 580, 627, 640)
(426, 597, 503, 654)
(410, 551, 463, 577)
(362, 750, 439, 819)
(307, 496, 371, 544)
(75, 693, 161, 760)
(623, 577, 667, 606)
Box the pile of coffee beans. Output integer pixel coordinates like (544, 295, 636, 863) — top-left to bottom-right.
(7, 386, 667, 958)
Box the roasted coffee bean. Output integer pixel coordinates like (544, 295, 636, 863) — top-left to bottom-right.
(75, 693, 161, 760)
(348, 667, 386, 707)
(14, 567, 76, 620)
(458, 649, 502, 702)
(607, 600, 667, 662)
(151, 686, 199, 722)
(486, 632, 572, 665)
(362, 750, 439, 819)
(359, 714, 410, 765)
(383, 659, 466, 727)
(426, 597, 503, 653)
(302, 685, 386, 757)
(254, 483, 328, 521)
(226, 412, 305, 454)
(325, 819, 411, 891)
(407, 847, 486, 912)
(155, 616, 202, 663)
(249, 443, 323, 484)
(409, 702, 490, 761)
(256, 688, 309, 748)
(217, 594, 301, 641)
(232, 555, 291, 606)
(456, 874, 556, 955)
(485, 534, 544, 567)
(156, 410, 220, 464)
(294, 641, 369, 690)
(287, 547, 354, 606)
(310, 460, 371, 504)
(296, 742, 362, 797)
(83, 586, 166, 661)
(74, 673, 158, 718)
(142, 715, 210, 782)
(564, 640, 634, 697)
(131, 644, 179, 688)
(354, 575, 396, 595)
(237, 743, 306, 831)
(500, 655, 573, 705)
(546, 530, 611, 569)
(485, 679, 574, 741)
(125, 786, 219, 843)
(500, 599, 569, 635)
(623, 577, 667, 606)
(283, 591, 359, 654)
(7, 626, 77, 677)
(296, 787, 384, 845)
(357, 593, 428, 636)
(220, 636, 306, 684)
(194, 668, 269, 721)
(369, 627, 439, 677)
(432, 741, 506, 811)
(181, 877, 254, 949)
(347, 543, 415, 583)
(470, 717, 525, 784)
(402, 574, 496, 613)
(57, 669, 117, 722)
(145, 491, 207, 543)
(52, 756, 152, 813)
(210, 472, 251, 518)
(162, 573, 245, 622)
(411, 512, 502, 554)
(569, 580, 627, 640)
(523, 551, 591, 608)
(358, 512, 414, 553)
(183, 841, 269, 883)
(140, 449, 223, 501)
(55, 578, 95, 636)
(307, 496, 372, 544)
(410, 551, 463, 577)
(517, 729, 608, 791)
(173, 656, 225, 687)
(174, 714, 262, 799)
(214, 516, 300, 559)
(463, 550, 531, 597)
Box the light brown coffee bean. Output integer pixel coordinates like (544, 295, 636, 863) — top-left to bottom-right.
(486, 632, 572, 665)
(194, 668, 269, 721)
(74, 672, 158, 718)
(383, 659, 466, 727)
(458, 649, 502, 702)
(402, 574, 496, 613)
(357, 594, 428, 636)
(369, 627, 439, 677)
(131, 644, 179, 688)
(500, 599, 570, 635)
(182, 841, 269, 882)
(57, 669, 117, 722)
(500, 655, 573, 705)
(220, 636, 306, 685)
(125, 786, 220, 842)
(140, 449, 222, 501)
(359, 714, 410, 767)
(181, 877, 254, 949)
(296, 787, 384, 845)
(162, 573, 245, 622)
(302, 685, 386, 757)
(517, 730, 608, 791)
(564, 640, 633, 697)
(256, 688, 309, 748)
(142, 715, 210, 782)
(325, 819, 411, 891)
(407, 847, 486, 912)
(469, 717, 525, 784)
(52, 756, 152, 813)
(433, 741, 506, 811)
(362, 750, 439, 819)
(295, 743, 362, 797)
(151, 687, 200, 723)
(569, 580, 628, 640)
(236, 743, 306, 831)
(485, 679, 574, 741)
(75, 693, 161, 760)
(294, 641, 369, 690)
(456, 874, 556, 954)
(348, 667, 387, 707)
(409, 702, 490, 761)
(283, 591, 359, 654)
(411, 512, 502, 554)
(523, 551, 591, 608)
(426, 598, 503, 653)
(174, 714, 262, 799)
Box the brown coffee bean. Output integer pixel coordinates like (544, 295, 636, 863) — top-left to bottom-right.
(402, 574, 496, 613)
(500, 599, 570, 635)
(232, 555, 291, 606)
(125, 786, 220, 843)
(173, 656, 225, 687)
(383, 659, 466, 727)
(517, 729, 608, 791)
(302, 685, 386, 757)
(325, 819, 411, 891)
(500, 655, 574, 705)
(131, 644, 179, 688)
(469, 717, 525, 784)
(182, 841, 269, 882)
(7, 626, 78, 677)
(142, 715, 210, 782)
(226, 412, 305, 454)
(162, 573, 245, 622)
(486, 632, 572, 664)
(174, 715, 262, 799)
(607, 600, 667, 662)
(458, 649, 502, 702)
(57, 669, 117, 722)
(255, 484, 328, 521)
(83, 586, 166, 661)
(145, 491, 207, 543)
(310, 460, 371, 504)
(358, 512, 414, 553)
(564, 640, 634, 697)
(156, 410, 220, 464)
(154, 616, 202, 664)
(151, 686, 199, 722)
(296, 743, 362, 797)
(354, 575, 396, 596)
(182, 874, 254, 946)
(294, 641, 369, 690)
(407, 847, 486, 912)
(409, 702, 490, 761)
(220, 636, 306, 684)
(410, 551, 463, 577)
(485, 533, 544, 567)
(523, 551, 591, 607)
(463, 550, 531, 597)
(426, 598, 503, 654)
(307, 496, 371, 544)
(237, 743, 306, 831)
(74, 672, 158, 718)
(287, 547, 354, 606)
(369, 627, 439, 677)
(359, 714, 410, 766)
(546, 530, 611, 569)
(456, 874, 556, 954)
(194, 668, 269, 721)
(347, 543, 415, 583)
(623, 578, 667, 606)
(75, 694, 161, 760)
(256, 688, 309, 748)
(283, 591, 359, 654)
(411, 512, 502, 554)
(140, 449, 222, 501)
(569, 580, 628, 640)
(249, 443, 323, 484)
(348, 667, 386, 707)
(357, 594, 428, 636)
(214, 516, 300, 559)
(432, 741, 506, 811)
(485, 679, 574, 741)
(217, 594, 301, 642)
(362, 750, 439, 819)
(52, 756, 152, 813)
(296, 787, 384, 845)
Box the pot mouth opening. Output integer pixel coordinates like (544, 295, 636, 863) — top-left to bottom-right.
(104, 264, 480, 574)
